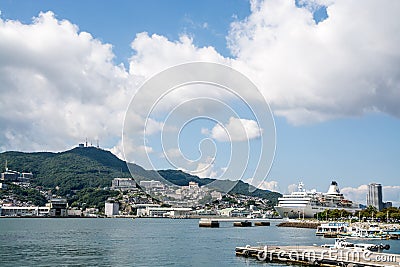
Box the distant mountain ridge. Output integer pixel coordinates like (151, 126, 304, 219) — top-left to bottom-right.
(0, 147, 281, 202)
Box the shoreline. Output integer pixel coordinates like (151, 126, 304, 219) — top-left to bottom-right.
(0, 215, 282, 220)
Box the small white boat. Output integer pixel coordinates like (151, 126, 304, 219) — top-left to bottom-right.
(322, 238, 390, 252)
(340, 224, 388, 239)
(316, 222, 348, 236)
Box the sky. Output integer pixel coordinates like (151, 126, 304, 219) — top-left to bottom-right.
(0, 0, 399, 205)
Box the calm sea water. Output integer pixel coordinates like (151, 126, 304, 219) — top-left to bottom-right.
(0, 218, 399, 266)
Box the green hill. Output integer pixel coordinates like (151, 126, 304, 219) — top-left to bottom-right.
(0, 147, 131, 195)
(0, 147, 281, 202)
(157, 169, 214, 186)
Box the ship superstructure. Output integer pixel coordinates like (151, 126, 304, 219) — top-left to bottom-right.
(274, 181, 360, 219)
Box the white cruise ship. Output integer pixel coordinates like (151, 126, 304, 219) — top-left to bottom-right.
(274, 181, 360, 219)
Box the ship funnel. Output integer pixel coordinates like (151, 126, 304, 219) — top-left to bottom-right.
(327, 180, 340, 194)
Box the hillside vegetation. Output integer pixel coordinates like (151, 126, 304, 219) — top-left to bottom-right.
(0, 147, 281, 203)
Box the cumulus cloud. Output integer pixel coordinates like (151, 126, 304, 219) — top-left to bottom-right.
(229, 0, 400, 124)
(288, 183, 299, 194)
(129, 32, 229, 78)
(207, 117, 262, 142)
(165, 148, 181, 158)
(0, 11, 132, 151)
(246, 178, 279, 192)
(2, 0, 400, 162)
(188, 156, 218, 178)
(341, 185, 368, 205)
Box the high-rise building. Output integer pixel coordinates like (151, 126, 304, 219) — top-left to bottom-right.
(105, 199, 119, 217)
(366, 183, 383, 211)
(111, 178, 136, 190)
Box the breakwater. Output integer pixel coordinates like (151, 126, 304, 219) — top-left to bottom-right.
(277, 220, 320, 229)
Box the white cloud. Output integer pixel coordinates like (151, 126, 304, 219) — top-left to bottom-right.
(208, 117, 262, 142)
(341, 185, 368, 205)
(188, 156, 218, 178)
(145, 118, 164, 135)
(129, 32, 229, 78)
(127, 0, 400, 126)
(0, 11, 132, 151)
(165, 148, 181, 158)
(228, 0, 400, 124)
(2, 0, 400, 159)
(382, 186, 400, 207)
(245, 178, 279, 192)
(288, 183, 298, 194)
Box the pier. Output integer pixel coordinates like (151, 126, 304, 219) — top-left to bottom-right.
(236, 244, 400, 266)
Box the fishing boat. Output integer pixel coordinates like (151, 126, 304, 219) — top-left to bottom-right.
(339, 223, 388, 239)
(322, 238, 390, 252)
(316, 222, 349, 236)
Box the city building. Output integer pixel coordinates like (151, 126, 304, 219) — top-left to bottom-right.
(384, 202, 393, 209)
(139, 180, 164, 190)
(135, 204, 161, 217)
(1, 169, 18, 181)
(0, 206, 49, 216)
(48, 198, 68, 216)
(105, 199, 119, 217)
(1, 168, 32, 183)
(211, 191, 223, 201)
(135, 204, 191, 218)
(367, 183, 383, 211)
(83, 208, 99, 217)
(220, 207, 250, 217)
(67, 208, 82, 217)
(19, 172, 33, 183)
(111, 178, 137, 191)
(366, 182, 392, 211)
(0, 183, 7, 190)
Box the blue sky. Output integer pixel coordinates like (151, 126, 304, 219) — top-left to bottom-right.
(0, 0, 399, 205)
(0, 0, 250, 62)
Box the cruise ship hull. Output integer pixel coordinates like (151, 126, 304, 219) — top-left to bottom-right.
(274, 205, 360, 219)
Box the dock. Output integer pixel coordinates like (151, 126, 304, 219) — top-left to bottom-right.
(235, 245, 400, 266)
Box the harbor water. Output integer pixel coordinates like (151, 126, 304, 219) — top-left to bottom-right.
(0, 218, 399, 266)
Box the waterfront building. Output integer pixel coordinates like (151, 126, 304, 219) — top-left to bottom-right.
(105, 199, 119, 217)
(83, 208, 99, 217)
(48, 198, 68, 216)
(137, 206, 192, 218)
(135, 204, 161, 217)
(111, 178, 137, 191)
(0, 206, 49, 216)
(220, 207, 250, 217)
(367, 183, 384, 211)
(67, 208, 82, 217)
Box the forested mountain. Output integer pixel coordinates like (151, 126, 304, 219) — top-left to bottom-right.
(0, 147, 281, 202)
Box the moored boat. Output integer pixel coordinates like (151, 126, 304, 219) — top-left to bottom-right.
(274, 181, 360, 219)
